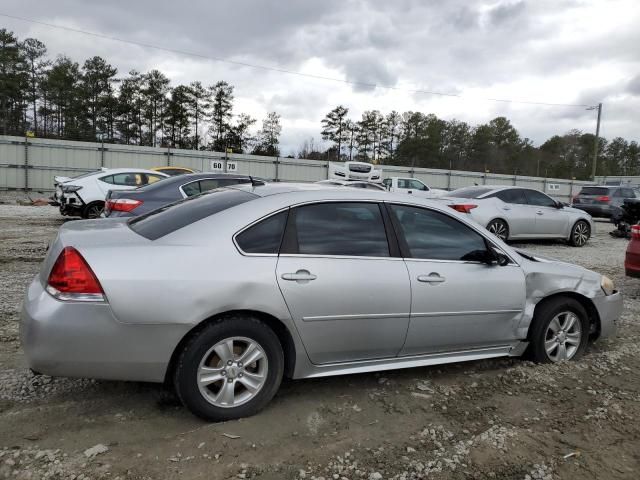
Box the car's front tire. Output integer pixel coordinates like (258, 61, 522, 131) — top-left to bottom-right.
(569, 220, 590, 247)
(174, 314, 284, 422)
(528, 296, 589, 363)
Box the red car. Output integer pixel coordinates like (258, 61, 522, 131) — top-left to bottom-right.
(625, 225, 640, 277)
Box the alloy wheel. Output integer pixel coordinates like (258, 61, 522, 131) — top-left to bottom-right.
(197, 336, 268, 408)
(572, 222, 589, 246)
(488, 221, 508, 241)
(544, 311, 582, 362)
(86, 205, 103, 219)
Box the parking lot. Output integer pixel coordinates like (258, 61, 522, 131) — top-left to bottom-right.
(1, 204, 639, 480)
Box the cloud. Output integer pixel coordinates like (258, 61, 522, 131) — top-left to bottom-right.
(3, 0, 640, 153)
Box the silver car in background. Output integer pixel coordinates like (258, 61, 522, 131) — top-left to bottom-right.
(443, 186, 594, 246)
(21, 184, 621, 421)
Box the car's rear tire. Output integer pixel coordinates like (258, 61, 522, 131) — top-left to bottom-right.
(487, 219, 509, 241)
(174, 314, 284, 421)
(82, 201, 104, 219)
(528, 296, 589, 363)
(569, 220, 590, 247)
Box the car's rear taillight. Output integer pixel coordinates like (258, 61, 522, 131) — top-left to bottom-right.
(597, 195, 611, 202)
(632, 225, 640, 240)
(106, 198, 143, 213)
(449, 204, 478, 214)
(46, 247, 105, 301)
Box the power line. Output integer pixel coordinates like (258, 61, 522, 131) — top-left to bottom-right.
(2, 12, 593, 108)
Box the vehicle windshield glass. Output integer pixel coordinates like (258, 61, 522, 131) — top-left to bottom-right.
(579, 187, 609, 196)
(128, 189, 258, 240)
(448, 187, 494, 198)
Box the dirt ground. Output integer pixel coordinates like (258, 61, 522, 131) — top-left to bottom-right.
(1, 205, 639, 480)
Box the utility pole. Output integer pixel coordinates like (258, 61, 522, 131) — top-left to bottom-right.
(589, 103, 602, 180)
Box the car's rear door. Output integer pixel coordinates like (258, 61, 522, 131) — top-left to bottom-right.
(490, 188, 534, 237)
(275, 201, 411, 364)
(387, 203, 526, 355)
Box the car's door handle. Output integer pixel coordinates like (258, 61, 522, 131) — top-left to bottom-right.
(536, 210, 544, 215)
(417, 273, 446, 284)
(281, 270, 317, 282)
(502, 206, 511, 210)
(407, 190, 413, 194)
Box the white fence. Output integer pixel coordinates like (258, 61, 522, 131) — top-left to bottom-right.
(0, 135, 594, 202)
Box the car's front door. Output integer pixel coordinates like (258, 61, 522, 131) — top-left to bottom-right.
(276, 202, 411, 364)
(387, 204, 526, 356)
(523, 190, 569, 236)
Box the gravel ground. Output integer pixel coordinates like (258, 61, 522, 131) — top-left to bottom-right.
(1, 205, 639, 480)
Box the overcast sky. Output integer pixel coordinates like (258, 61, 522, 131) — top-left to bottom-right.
(3, 0, 639, 154)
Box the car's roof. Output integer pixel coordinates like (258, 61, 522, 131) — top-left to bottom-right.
(98, 168, 169, 175)
(152, 166, 194, 171)
(230, 182, 426, 203)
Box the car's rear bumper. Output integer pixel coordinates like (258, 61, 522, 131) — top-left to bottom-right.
(591, 291, 623, 338)
(625, 246, 640, 277)
(20, 277, 189, 383)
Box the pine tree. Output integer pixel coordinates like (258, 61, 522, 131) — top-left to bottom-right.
(321, 105, 349, 161)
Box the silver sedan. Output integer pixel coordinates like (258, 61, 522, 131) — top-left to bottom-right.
(443, 186, 594, 246)
(21, 184, 622, 421)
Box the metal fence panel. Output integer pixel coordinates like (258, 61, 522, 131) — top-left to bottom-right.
(0, 135, 594, 202)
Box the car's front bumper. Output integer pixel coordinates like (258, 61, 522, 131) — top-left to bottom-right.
(20, 277, 189, 383)
(591, 291, 623, 338)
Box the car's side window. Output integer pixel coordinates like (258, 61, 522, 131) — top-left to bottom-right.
(236, 210, 288, 254)
(409, 179, 428, 191)
(181, 181, 201, 197)
(287, 202, 390, 257)
(147, 174, 165, 184)
(623, 188, 636, 198)
(99, 175, 114, 184)
(524, 190, 557, 208)
(105, 173, 141, 186)
(495, 189, 527, 204)
(382, 179, 392, 188)
(198, 179, 222, 192)
(389, 204, 487, 261)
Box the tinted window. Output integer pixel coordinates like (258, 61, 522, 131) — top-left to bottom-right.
(578, 187, 609, 196)
(290, 203, 389, 257)
(236, 211, 288, 254)
(129, 189, 257, 240)
(390, 205, 487, 261)
(622, 188, 636, 198)
(524, 190, 557, 207)
(449, 187, 494, 198)
(182, 181, 201, 197)
(494, 189, 527, 204)
(101, 173, 160, 187)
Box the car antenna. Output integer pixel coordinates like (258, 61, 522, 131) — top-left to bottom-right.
(249, 175, 260, 187)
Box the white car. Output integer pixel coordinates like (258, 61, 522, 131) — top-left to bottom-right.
(442, 185, 594, 247)
(382, 177, 448, 198)
(57, 168, 168, 218)
(328, 161, 382, 182)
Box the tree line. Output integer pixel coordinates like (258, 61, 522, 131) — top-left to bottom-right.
(0, 29, 282, 155)
(316, 108, 638, 180)
(2, 28, 638, 180)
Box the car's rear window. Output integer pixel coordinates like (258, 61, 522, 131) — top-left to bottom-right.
(128, 189, 257, 240)
(578, 187, 609, 196)
(448, 187, 494, 198)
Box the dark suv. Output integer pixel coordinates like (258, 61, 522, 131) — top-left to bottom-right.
(572, 185, 637, 219)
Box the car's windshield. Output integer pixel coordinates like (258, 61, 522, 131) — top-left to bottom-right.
(448, 187, 494, 198)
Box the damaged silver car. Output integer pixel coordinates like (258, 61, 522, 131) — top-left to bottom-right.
(21, 184, 622, 421)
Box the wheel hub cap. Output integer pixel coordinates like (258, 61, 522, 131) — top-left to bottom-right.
(544, 311, 582, 362)
(197, 336, 268, 408)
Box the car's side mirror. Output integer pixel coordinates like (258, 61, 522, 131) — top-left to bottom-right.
(461, 249, 506, 265)
(555, 201, 564, 209)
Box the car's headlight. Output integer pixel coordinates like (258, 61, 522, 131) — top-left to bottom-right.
(601, 275, 615, 295)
